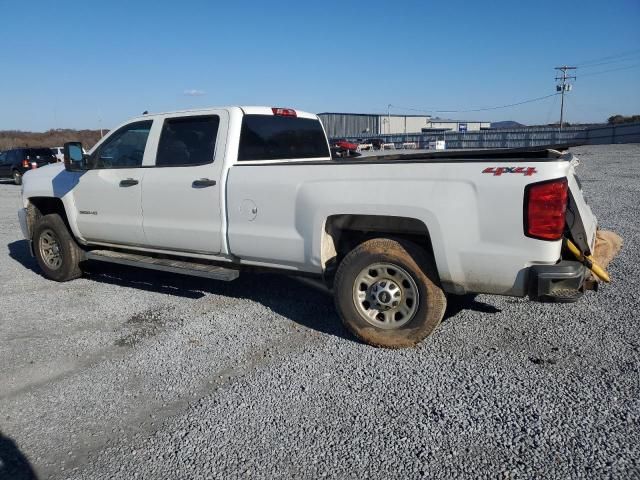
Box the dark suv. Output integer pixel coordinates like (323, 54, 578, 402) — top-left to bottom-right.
(0, 148, 57, 185)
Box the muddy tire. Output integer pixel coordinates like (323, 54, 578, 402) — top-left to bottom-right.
(12, 170, 22, 185)
(33, 214, 84, 281)
(334, 238, 446, 348)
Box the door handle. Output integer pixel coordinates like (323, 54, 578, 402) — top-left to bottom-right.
(192, 178, 217, 188)
(119, 178, 139, 187)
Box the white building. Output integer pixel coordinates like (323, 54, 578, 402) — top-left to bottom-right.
(423, 119, 491, 132)
(318, 112, 490, 138)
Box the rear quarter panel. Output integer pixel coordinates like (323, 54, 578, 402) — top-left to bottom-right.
(226, 159, 572, 296)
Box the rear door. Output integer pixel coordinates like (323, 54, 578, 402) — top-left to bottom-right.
(0, 151, 8, 177)
(140, 111, 228, 253)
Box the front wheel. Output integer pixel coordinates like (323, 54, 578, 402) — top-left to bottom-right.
(12, 170, 22, 185)
(33, 214, 84, 281)
(333, 238, 446, 348)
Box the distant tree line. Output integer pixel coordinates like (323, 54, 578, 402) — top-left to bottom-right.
(607, 115, 640, 125)
(0, 129, 107, 151)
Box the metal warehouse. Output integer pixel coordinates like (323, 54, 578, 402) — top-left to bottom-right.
(318, 112, 491, 138)
(318, 113, 430, 138)
(424, 119, 491, 133)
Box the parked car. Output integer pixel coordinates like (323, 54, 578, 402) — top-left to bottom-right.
(0, 147, 57, 185)
(51, 147, 65, 162)
(369, 139, 384, 150)
(52, 146, 87, 162)
(18, 106, 618, 348)
(331, 138, 359, 151)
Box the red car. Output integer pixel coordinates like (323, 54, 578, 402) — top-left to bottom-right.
(332, 138, 359, 151)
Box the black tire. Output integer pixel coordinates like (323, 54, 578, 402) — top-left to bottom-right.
(334, 238, 446, 348)
(33, 214, 84, 281)
(12, 170, 22, 185)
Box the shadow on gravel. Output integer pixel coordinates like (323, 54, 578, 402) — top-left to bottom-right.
(443, 294, 501, 320)
(83, 261, 354, 343)
(7, 240, 40, 275)
(0, 430, 38, 480)
(7, 240, 500, 342)
(8, 240, 351, 341)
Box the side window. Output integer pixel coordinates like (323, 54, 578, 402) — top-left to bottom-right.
(155, 115, 220, 167)
(90, 120, 152, 169)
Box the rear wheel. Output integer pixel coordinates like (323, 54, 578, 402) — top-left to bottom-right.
(334, 238, 446, 348)
(12, 170, 22, 185)
(33, 214, 84, 281)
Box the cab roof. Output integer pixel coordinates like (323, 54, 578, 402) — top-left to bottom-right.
(131, 106, 318, 120)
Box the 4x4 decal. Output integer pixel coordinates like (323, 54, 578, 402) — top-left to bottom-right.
(482, 166, 537, 176)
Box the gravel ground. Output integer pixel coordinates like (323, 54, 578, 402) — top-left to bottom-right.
(0, 144, 639, 479)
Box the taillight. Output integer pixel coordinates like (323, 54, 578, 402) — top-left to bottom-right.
(22, 159, 30, 168)
(271, 107, 297, 117)
(524, 177, 568, 241)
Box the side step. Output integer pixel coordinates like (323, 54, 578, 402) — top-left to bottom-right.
(85, 249, 240, 281)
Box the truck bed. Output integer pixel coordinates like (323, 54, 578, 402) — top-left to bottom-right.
(327, 143, 584, 163)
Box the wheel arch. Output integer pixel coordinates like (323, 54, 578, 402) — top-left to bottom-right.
(26, 197, 77, 242)
(321, 214, 441, 285)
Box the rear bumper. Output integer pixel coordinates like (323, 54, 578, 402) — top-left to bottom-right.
(528, 260, 587, 303)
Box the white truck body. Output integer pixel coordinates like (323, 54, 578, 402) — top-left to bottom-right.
(20, 106, 597, 298)
(19, 107, 596, 346)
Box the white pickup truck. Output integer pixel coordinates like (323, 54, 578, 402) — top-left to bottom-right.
(18, 106, 616, 348)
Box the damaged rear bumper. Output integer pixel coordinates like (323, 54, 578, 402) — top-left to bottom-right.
(528, 261, 588, 303)
(529, 229, 622, 303)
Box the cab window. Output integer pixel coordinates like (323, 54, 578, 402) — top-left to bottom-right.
(89, 120, 152, 169)
(238, 115, 330, 161)
(155, 115, 220, 167)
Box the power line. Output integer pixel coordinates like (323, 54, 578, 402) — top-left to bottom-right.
(389, 93, 558, 114)
(545, 93, 559, 125)
(577, 54, 640, 70)
(386, 51, 638, 120)
(579, 63, 640, 78)
(575, 48, 640, 67)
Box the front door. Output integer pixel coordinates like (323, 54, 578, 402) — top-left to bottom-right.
(70, 120, 154, 245)
(141, 111, 227, 254)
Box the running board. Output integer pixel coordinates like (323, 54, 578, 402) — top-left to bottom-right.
(85, 249, 239, 281)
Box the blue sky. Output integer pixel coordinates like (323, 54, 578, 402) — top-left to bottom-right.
(1, 0, 639, 130)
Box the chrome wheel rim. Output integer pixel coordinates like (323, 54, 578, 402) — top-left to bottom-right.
(39, 228, 63, 270)
(352, 263, 419, 329)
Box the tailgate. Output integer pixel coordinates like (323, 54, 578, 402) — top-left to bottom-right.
(565, 154, 597, 255)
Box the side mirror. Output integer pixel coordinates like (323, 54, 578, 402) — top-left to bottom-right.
(64, 142, 86, 171)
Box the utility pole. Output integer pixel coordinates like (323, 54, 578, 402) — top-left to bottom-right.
(554, 66, 576, 130)
(387, 104, 391, 135)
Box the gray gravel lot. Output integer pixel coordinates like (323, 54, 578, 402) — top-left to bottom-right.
(1, 144, 639, 479)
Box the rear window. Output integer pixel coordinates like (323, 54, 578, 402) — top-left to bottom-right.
(26, 148, 55, 157)
(238, 115, 329, 161)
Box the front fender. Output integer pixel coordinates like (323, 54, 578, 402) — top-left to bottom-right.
(22, 164, 86, 243)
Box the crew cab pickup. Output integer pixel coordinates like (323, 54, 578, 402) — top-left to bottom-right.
(17, 106, 617, 348)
